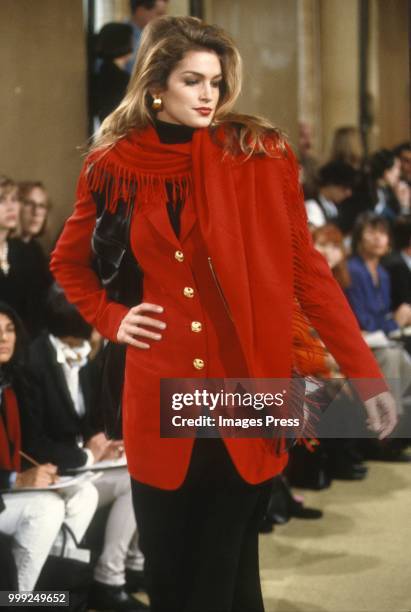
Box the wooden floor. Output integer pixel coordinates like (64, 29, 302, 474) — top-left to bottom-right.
(260, 458, 411, 612)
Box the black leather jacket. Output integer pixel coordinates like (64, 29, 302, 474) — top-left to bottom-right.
(90, 186, 143, 308)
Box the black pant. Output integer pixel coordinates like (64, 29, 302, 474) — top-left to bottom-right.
(131, 438, 273, 612)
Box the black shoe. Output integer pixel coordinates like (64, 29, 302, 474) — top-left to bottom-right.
(331, 465, 367, 480)
(126, 568, 147, 594)
(259, 515, 275, 533)
(88, 581, 149, 611)
(351, 462, 368, 474)
(266, 511, 289, 525)
(289, 503, 323, 519)
(279, 476, 323, 520)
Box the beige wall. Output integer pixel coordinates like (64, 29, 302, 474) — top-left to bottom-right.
(376, 0, 409, 148)
(0, 0, 87, 247)
(205, 0, 299, 145)
(319, 0, 359, 158)
(96, 0, 188, 27)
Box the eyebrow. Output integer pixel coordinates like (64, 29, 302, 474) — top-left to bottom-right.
(181, 71, 223, 79)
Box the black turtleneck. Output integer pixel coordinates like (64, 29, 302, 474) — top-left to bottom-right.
(154, 117, 196, 144)
(154, 118, 196, 237)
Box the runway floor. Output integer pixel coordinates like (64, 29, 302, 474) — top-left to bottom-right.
(260, 458, 411, 612)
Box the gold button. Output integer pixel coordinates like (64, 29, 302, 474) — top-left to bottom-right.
(191, 321, 202, 333)
(193, 358, 205, 370)
(175, 250, 184, 262)
(183, 287, 194, 298)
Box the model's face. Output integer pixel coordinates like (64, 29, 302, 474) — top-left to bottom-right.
(0, 187, 20, 232)
(20, 187, 49, 237)
(154, 49, 222, 128)
(0, 313, 16, 365)
(360, 226, 390, 258)
(383, 158, 401, 187)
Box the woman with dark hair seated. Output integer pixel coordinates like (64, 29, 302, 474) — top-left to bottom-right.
(0, 301, 97, 591)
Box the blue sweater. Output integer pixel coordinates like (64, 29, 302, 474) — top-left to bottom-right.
(345, 255, 398, 334)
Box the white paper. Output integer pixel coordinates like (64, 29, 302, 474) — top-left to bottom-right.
(2, 470, 102, 493)
(69, 456, 127, 473)
(363, 330, 391, 348)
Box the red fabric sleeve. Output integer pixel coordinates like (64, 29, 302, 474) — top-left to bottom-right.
(285, 149, 388, 400)
(50, 165, 129, 342)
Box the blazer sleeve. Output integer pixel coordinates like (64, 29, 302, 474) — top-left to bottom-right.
(50, 163, 129, 342)
(285, 150, 387, 399)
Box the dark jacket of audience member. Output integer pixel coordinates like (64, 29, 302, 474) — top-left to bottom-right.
(383, 215, 411, 311)
(91, 23, 133, 123)
(23, 288, 100, 471)
(24, 333, 100, 470)
(0, 239, 50, 339)
(370, 149, 402, 222)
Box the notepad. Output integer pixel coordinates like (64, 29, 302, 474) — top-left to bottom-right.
(68, 456, 127, 473)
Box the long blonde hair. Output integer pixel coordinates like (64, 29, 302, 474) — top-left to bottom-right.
(92, 16, 284, 157)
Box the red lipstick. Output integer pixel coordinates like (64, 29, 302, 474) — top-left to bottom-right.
(194, 108, 212, 116)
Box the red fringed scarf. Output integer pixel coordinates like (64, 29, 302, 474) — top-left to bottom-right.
(0, 387, 21, 472)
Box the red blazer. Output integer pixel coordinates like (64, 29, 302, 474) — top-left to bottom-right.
(51, 130, 386, 489)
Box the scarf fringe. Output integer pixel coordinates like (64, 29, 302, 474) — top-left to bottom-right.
(278, 146, 332, 451)
(82, 156, 193, 215)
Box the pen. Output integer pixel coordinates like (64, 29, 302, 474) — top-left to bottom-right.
(19, 451, 59, 484)
(19, 450, 41, 467)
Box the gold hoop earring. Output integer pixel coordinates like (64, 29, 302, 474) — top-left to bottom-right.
(152, 95, 163, 111)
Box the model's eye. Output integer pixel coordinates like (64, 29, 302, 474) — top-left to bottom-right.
(184, 80, 198, 86)
(212, 81, 222, 88)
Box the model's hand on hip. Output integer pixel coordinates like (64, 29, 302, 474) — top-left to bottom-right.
(117, 303, 166, 349)
(364, 391, 398, 439)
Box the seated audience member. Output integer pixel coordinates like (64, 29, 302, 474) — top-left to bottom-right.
(382, 215, 411, 327)
(329, 126, 364, 170)
(91, 23, 133, 123)
(24, 286, 147, 611)
(371, 149, 409, 221)
(329, 126, 376, 235)
(346, 213, 399, 334)
(305, 161, 356, 229)
(393, 142, 411, 187)
(18, 180, 51, 244)
(344, 213, 411, 454)
(0, 301, 97, 591)
(0, 177, 49, 337)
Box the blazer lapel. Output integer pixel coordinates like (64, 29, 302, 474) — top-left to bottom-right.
(143, 199, 182, 248)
